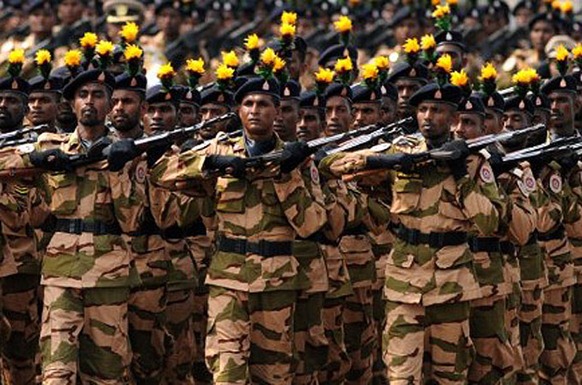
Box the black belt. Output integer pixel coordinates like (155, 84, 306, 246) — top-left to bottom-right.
(395, 225, 467, 248)
(300, 232, 338, 246)
(343, 225, 368, 236)
(539, 225, 565, 242)
(500, 241, 516, 255)
(54, 218, 122, 235)
(217, 235, 293, 257)
(469, 236, 501, 253)
(162, 222, 207, 239)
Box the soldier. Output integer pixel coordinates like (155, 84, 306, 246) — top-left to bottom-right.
(273, 80, 301, 142)
(379, 81, 398, 127)
(385, 61, 430, 128)
(102, 0, 145, 43)
(321, 79, 502, 384)
(27, 71, 65, 133)
(196, 84, 235, 141)
(374, 6, 424, 65)
(176, 84, 200, 128)
(296, 91, 325, 142)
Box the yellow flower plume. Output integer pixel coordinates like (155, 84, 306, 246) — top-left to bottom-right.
(8, 49, 25, 64)
(421, 34, 436, 51)
(450, 69, 469, 88)
(281, 11, 297, 26)
(80, 32, 98, 49)
(95, 40, 114, 56)
(436, 54, 453, 73)
(334, 57, 353, 73)
(215, 64, 235, 81)
(185, 58, 205, 75)
(555, 45, 570, 62)
(361, 63, 379, 80)
(479, 62, 497, 81)
(244, 34, 260, 51)
(35, 49, 51, 66)
(124, 44, 143, 61)
(64, 49, 82, 67)
(432, 4, 451, 18)
(403, 38, 421, 54)
(373, 56, 390, 71)
(280, 23, 296, 38)
(157, 63, 176, 80)
(315, 67, 335, 84)
(221, 51, 239, 68)
(119, 22, 139, 43)
(334, 16, 353, 34)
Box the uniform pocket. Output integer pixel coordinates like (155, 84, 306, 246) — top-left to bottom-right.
(391, 178, 421, 214)
(215, 178, 245, 214)
(46, 173, 78, 214)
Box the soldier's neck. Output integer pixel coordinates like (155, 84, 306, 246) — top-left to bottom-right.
(117, 126, 143, 140)
(426, 136, 448, 149)
(33, 32, 52, 43)
(77, 124, 108, 142)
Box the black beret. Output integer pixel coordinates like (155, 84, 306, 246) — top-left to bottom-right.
(234, 76, 280, 104)
(145, 84, 181, 105)
(114, 72, 147, 93)
(512, 0, 538, 15)
(528, 13, 560, 31)
(573, 70, 582, 87)
(540, 75, 577, 95)
(268, 36, 307, 56)
(435, 30, 466, 51)
(236, 62, 256, 78)
(281, 79, 301, 99)
(408, 82, 463, 107)
(318, 45, 358, 68)
(175, 84, 200, 106)
(154, 0, 187, 15)
(380, 82, 398, 101)
(324, 82, 352, 101)
(29, 75, 64, 93)
(0, 77, 30, 96)
(28, 0, 55, 13)
(504, 95, 534, 115)
(63, 70, 115, 100)
(386, 62, 430, 84)
(351, 84, 382, 103)
(299, 91, 324, 109)
(526, 93, 551, 111)
(457, 94, 486, 115)
(390, 6, 414, 27)
(476, 91, 505, 113)
(200, 85, 234, 107)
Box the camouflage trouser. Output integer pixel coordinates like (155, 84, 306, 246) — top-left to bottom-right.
(40, 285, 131, 385)
(165, 288, 196, 385)
(292, 291, 327, 385)
(538, 287, 576, 385)
(317, 296, 350, 385)
(128, 284, 168, 385)
(505, 285, 525, 385)
(371, 287, 387, 385)
(205, 286, 297, 385)
(192, 284, 212, 385)
(1, 274, 40, 385)
(383, 300, 474, 385)
(468, 295, 515, 384)
(568, 283, 582, 385)
(517, 287, 545, 385)
(343, 287, 375, 385)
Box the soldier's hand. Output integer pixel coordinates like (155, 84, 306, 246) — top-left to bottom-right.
(29, 149, 72, 172)
(280, 141, 313, 173)
(557, 151, 579, 172)
(366, 153, 414, 173)
(437, 139, 471, 161)
(107, 139, 141, 172)
(489, 151, 514, 176)
(204, 155, 246, 178)
(329, 153, 367, 176)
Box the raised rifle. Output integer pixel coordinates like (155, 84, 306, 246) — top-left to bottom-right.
(0, 124, 47, 145)
(502, 135, 582, 163)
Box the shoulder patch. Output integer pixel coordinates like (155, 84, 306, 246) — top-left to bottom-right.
(134, 162, 147, 184)
(549, 172, 562, 193)
(479, 163, 495, 183)
(310, 162, 320, 184)
(16, 143, 35, 154)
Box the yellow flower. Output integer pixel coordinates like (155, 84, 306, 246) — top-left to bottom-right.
(80, 32, 98, 49)
(244, 33, 260, 51)
(185, 58, 205, 75)
(436, 54, 452, 73)
(119, 21, 139, 43)
(479, 62, 498, 80)
(157, 63, 176, 80)
(572, 43, 582, 60)
(561, 0, 573, 13)
(373, 56, 390, 71)
(221, 51, 239, 68)
(555, 45, 570, 62)
(432, 4, 451, 18)
(334, 57, 353, 73)
(8, 49, 25, 64)
(315, 67, 335, 83)
(334, 16, 353, 34)
(215, 64, 235, 81)
(420, 34, 436, 50)
(450, 69, 469, 87)
(361, 63, 379, 80)
(35, 49, 51, 66)
(279, 23, 296, 38)
(431, 0, 441, 5)
(525, 68, 541, 83)
(123, 44, 143, 61)
(446, 0, 458, 5)
(261, 48, 277, 65)
(95, 40, 114, 56)
(64, 49, 82, 67)
(512, 68, 535, 85)
(403, 38, 421, 54)
(281, 11, 297, 26)
(551, 0, 561, 10)
(273, 56, 286, 72)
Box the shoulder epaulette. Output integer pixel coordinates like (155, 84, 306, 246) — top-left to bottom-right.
(37, 132, 68, 145)
(392, 133, 421, 148)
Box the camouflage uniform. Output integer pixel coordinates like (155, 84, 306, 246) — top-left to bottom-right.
(1, 185, 49, 385)
(0, 130, 145, 384)
(536, 161, 576, 385)
(322, 134, 501, 384)
(150, 135, 327, 385)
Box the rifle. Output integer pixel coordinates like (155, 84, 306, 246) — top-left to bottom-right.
(0, 124, 47, 144)
(0, 136, 38, 149)
(502, 136, 582, 163)
(343, 124, 546, 181)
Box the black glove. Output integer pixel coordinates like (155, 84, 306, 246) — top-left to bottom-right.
(488, 151, 514, 176)
(529, 157, 546, 178)
(29, 149, 72, 172)
(180, 138, 202, 153)
(439, 140, 470, 180)
(107, 139, 141, 172)
(280, 141, 313, 173)
(366, 153, 414, 174)
(557, 151, 579, 171)
(146, 143, 170, 168)
(204, 155, 246, 178)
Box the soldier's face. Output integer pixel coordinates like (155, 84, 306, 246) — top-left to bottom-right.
(146, 102, 179, 133)
(381, 98, 397, 126)
(72, 83, 112, 127)
(179, 103, 199, 128)
(325, 96, 353, 136)
(416, 101, 457, 141)
(515, 8, 534, 27)
(395, 79, 422, 119)
(533, 109, 550, 127)
(199, 103, 229, 139)
(239, 94, 279, 141)
(0, 92, 26, 131)
(353, 102, 381, 129)
(484, 108, 503, 135)
(28, 91, 59, 126)
(394, 18, 423, 45)
(530, 21, 555, 51)
(58, 0, 85, 25)
(274, 99, 299, 142)
(297, 107, 324, 142)
(157, 8, 182, 37)
(29, 9, 56, 35)
(454, 113, 485, 140)
(111, 89, 145, 132)
(503, 110, 531, 132)
(549, 91, 578, 134)
(435, 45, 465, 72)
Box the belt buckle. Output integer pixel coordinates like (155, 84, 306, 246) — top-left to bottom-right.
(233, 239, 247, 255)
(68, 220, 79, 234)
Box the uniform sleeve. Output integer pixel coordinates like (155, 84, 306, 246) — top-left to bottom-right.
(500, 167, 537, 246)
(0, 183, 29, 229)
(149, 148, 209, 191)
(109, 160, 146, 234)
(564, 163, 582, 239)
